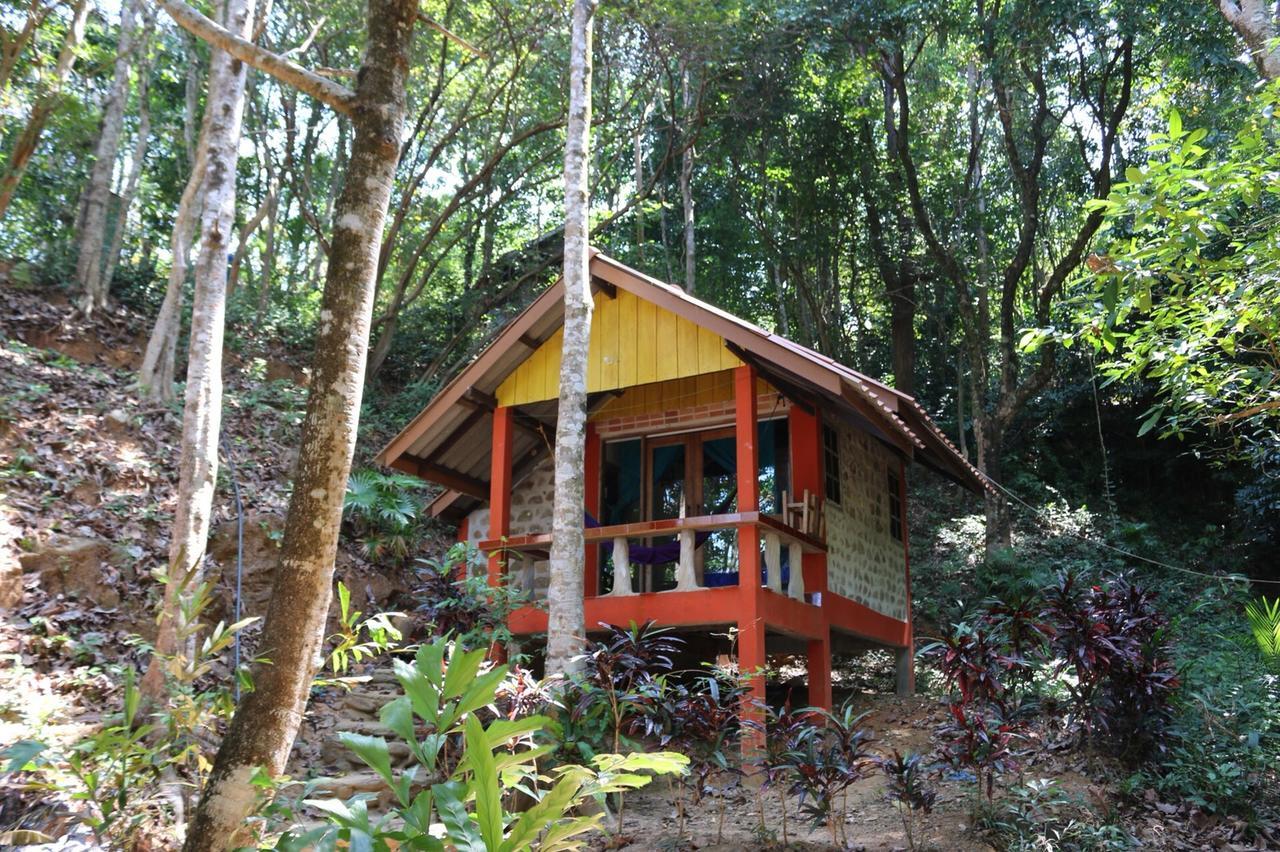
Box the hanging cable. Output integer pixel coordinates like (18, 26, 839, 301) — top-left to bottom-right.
(219, 434, 246, 700)
(978, 471, 1280, 586)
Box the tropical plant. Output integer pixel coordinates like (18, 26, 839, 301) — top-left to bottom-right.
(656, 672, 748, 843)
(936, 700, 1017, 809)
(983, 778, 1134, 851)
(281, 638, 688, 850)
(343, 468, 430, 566)
(876, 750, 938, 852)
(412, 543, 530, 654)
(1245, 596, 1280, 669)
(324, 581, 404, 681)
(782, 703, 875, 846)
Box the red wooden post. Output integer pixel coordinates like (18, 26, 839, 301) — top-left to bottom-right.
(488, 407, 514, 662)
(896, 458, 915, 695)
(584, 423, 601, 598)
(789, 404, 832, 711)
(734, 365, 766, 751)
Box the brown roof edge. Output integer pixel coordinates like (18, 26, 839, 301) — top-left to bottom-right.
(375, 279, 565, 468)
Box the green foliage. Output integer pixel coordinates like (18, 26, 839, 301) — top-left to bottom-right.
(982, 779, 1134, 851)
(284, 638, 688, 850)
(1073, 83, 1280, 464)
(1244, 596, 1280, 668)
(343, 468, 431, 567)
(1, 576, 259, 845)
(324, 581, 404, 680)
(411, 544, 531, 655)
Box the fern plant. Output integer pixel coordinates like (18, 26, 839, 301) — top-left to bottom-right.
(1245, 597, 1280, 669)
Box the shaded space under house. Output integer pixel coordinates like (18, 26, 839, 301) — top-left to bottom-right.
(377, 249, 985, 714)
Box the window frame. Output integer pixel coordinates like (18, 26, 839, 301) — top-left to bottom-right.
(822, 420, 841, 506)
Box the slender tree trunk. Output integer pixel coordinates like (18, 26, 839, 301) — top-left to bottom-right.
(138, 93, 213, 401)
(228, 178, 278, 296)
(546, 0, 598, 678)
(0, 0, 90, 222)
(75, 0, 147, 315)
(679, 65, 695, 294)
(0, 1, 52, 135)
(142, 0, 256, 703)
(888, 272, 915, 395)
(255, 184, 281, 324)
(168, 1, 414, 844)
(100, 74, 152, 291)
(972, 413, 1011, 552)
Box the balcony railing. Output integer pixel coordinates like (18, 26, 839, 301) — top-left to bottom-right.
(478, 511, 824, 603)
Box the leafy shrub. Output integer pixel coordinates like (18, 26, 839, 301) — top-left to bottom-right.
(876, 750, 938, 852)
(343, 469, 431, 566)
(656, 673, 748, 843)
(563, 621, 682, 759)
(773, 703, 875, 846)
(983, 779, 1134, 851)
(1045, 572, 1179, 759)
(411, 543, 530, 654)
(284, 639, 688, 850)
(936, 700, 1017, 806)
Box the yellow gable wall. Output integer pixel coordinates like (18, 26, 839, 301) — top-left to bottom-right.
(495, 286, 742, 407)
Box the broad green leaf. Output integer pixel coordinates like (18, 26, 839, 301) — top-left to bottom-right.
(464, 714, 504, 851)
(432, 780, 486, 852)
(338, 733, 395, 791)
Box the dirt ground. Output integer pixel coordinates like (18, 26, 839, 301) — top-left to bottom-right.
(599, 695, 992, 852)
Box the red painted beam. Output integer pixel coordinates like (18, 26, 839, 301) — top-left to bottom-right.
(825, 591, 910, 649)
(507, 587, 750, 635)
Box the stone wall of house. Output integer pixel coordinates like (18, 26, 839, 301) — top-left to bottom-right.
(464, 455, 555, 598)
(824, 422, 909, 622)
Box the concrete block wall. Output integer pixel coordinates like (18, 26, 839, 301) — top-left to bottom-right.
(824, 422, 909, 622)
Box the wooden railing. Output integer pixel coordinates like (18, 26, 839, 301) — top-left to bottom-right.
(478, 512, 824, 603)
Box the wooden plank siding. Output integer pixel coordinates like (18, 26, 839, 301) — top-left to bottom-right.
(496, 287, 742, 407)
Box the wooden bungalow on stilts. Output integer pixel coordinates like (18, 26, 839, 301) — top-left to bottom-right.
(376, 250, 985, 718)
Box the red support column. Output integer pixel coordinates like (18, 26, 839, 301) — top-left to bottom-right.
(584, 423, 601, 598)
(489, 407, 514, 661)
(734, 365, 766, 751)
(790, 404, 832, 711)
(896, 458, 915, 695)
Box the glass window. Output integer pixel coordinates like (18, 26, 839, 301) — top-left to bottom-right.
(601, 438, 642, 524)
(823, 421, 841, 505)
(757, 418, 790, 514)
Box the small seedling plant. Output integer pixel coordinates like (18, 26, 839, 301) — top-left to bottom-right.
(876, 750, 938, 852)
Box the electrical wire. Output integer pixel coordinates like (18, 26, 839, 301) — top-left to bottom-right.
(979, 472, 1280, 586)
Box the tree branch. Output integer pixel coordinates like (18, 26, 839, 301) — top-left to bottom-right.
(157, 0, 358, 115)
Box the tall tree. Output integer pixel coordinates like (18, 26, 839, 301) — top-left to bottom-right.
(1217, 0, 1279, 79)
(142, 0, 257, 702)
(876, 3, 1135, 552)
(0, 0, 90, 222)
(545, 0, 598, 678)
(76, 0, 151, 316)
(153, 0, 420, 843)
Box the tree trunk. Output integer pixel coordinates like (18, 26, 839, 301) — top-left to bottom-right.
(972, 413, 1011, 553)
(100, 73, 152, 292)
(679, 65, 695, 294)
(0, 0, 90, 222)
(75, 0, 147, 316)
(175, 2, 414, 845)
(227, 178, 277, 296)
(1217, 0, 1280, 79)
(888, 273, 915, 395)
(142, 0, 256, 703)
(138, 89, 214, 402)
(545, 0, 598, 679)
